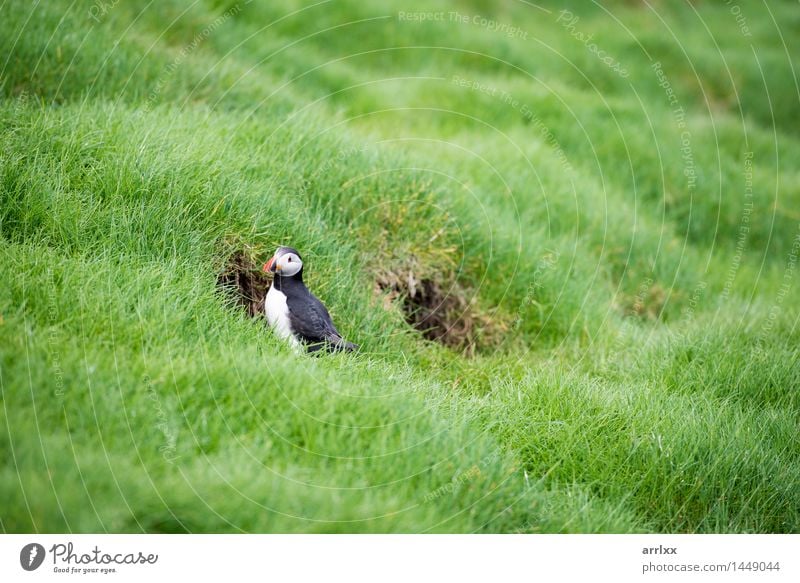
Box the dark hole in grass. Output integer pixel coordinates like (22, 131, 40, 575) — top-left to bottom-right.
(377, 271, 496, 354)
(217, 250, 271, 318)
(402, 279, 474, 348)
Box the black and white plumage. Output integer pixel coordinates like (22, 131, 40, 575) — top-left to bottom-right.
(263, 246, 358, 353)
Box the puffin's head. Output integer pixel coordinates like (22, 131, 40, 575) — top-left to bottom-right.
(263, 246, 303, 277)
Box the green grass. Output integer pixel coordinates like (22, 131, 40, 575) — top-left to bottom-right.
(1, 0, 798, 533)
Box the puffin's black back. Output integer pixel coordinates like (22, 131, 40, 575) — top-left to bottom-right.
(271, 250, 358, 353)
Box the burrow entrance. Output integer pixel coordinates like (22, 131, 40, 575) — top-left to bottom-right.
(376, 269, 498, 353)
(216, 250, 271, 318)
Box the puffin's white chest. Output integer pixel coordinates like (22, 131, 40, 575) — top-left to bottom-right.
(265, 286, 300, 348)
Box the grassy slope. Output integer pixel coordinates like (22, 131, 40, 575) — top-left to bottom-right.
(0, 0, 798, 532)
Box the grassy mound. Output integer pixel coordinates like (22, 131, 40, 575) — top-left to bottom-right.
(1, 0, 798, 532)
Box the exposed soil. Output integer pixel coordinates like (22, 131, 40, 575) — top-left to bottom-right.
(376, 267, 500, 353)
(217, 250, 271, 318)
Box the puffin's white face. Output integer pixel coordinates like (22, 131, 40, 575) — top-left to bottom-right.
(275, 251, 302, 276)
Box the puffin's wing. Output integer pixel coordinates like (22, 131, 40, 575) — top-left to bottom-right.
(285, 292, 341, 344)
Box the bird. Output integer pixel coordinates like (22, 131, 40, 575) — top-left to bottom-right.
(263, 246, 358, 353)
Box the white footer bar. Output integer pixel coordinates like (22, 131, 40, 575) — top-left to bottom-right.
(1, 534, 797, 582)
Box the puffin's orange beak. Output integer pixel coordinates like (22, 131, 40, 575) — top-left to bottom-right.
(263, 257, 276, 273)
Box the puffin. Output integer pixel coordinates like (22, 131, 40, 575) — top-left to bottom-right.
(263, 246, 358, 353)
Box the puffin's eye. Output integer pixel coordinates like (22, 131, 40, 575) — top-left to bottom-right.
(288, 257, 292, 262)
